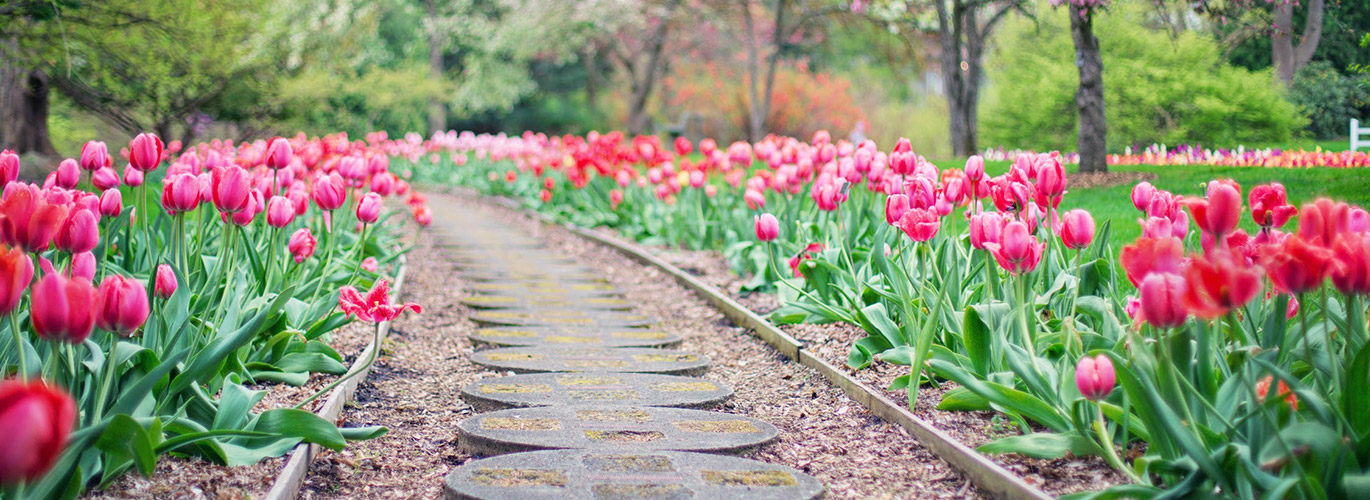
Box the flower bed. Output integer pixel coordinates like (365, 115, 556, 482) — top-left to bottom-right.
(1, 132, 429, 498)
(406, 130, 1370, 498)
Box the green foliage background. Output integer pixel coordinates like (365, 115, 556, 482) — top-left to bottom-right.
(981, 2, 1307, 152)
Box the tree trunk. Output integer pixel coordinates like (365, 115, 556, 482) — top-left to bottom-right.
(426, 0, 446, 133)
(583, 46, 599, 111)
(625, 0, 681, 135)
(936, 2, 975, 157)
(751, 0, 788, 142)
(0, 44, 58, 157)
(1271, 0, 1324, 85)
(1070, 4, 1107, 173)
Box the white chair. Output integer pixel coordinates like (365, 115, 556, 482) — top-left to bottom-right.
(1353, 119, 1368, 151)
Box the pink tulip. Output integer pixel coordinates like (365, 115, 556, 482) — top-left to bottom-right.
(969, 212, 1005, 250)
(211, 166, 251, 213)
(965, 155, 985, 183)
(312, 173, 347, 211)
(338, 279, 420, 323)
(266, 195, 295, 228)
(128, 133, 164, 171)
(264, 137, 293, 169)
(897, 208, 940, 242)
(360, 256, 379, 273)
(985, 220, 1043, 275)
(55, 209, 99, 254)
(0, 185, 69, 252)
(99, 189, 122, 218)
(0, 244, 33, 316)
(30, 271, 96, 344)
(122, 165, 143, 187)
(369, 172, 394, 196)
(356, 192, 382, 224)
(1139, 272, 1187, 329)
(1060, 210, 1095, 250)
(1035, 157, 1065, 206)
(885, 194, 911, 225)
(94, 275, 149, 336)
(1131, 182, 1156, 213)
(0, 151, 19, 187)
(1075, 354, 1115, 401)
(80, 141, 110, 171)
(91, 167, 120, 191)
(412, 205, 432, 227)
(754, 213, 780, 242)
(55, 159, 79, 189)
(288, 189, 310, 215)
(155, 264, 177, 299)
(160, 173, 201, 214)
(67, 252, 95, 281)
(0, 379, 76, 484)
(1187, 181, 1241, 237)
(744, 189, 766, 209)
(288, 228, 316, 263)
(228, 190, 264, 226)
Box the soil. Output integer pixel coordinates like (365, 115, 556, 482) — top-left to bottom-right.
(1068, 171, 1156, 190)
(298, 192, 988, 499)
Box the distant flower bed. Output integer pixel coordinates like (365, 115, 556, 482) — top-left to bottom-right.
(978, 144, 1370, 168)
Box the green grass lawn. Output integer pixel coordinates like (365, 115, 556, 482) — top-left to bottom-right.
(971, 160, 1370, 251)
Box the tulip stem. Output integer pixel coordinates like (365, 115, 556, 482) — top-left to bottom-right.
(1092, 405, 1144, 484)
(92, 336, 120, 423)
(9, 313, 26, 380)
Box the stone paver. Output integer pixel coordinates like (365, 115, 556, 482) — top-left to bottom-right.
(459, 372, 733, 411)
(443, 206, 823, 500)
(456, 405, 778, 455)
(444, 450, 824, 500)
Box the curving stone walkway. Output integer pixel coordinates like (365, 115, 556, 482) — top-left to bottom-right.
(440, 213, 825, 499)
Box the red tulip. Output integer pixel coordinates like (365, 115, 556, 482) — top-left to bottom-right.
(539, 188, 552, 203)
(55, 208, 99, 254)
(1120, 236, 1185, 287)
(264, 137, 292, 169)
(94, 275, 149, 335)
(754, 213, 780, 242)
(985, 220, 1043, 275)
(30, 271, 96, 343)
(1139, 272, 1187, 329)
(209, 166, 249, 213)
(0, 185, 69, 252)
(160, 173, 201, 214)
(884, 194, 910, 225)
(674, 136, 692, 157)
(0, 379, 76, 485)
(54, 159, 79, 189)
(356, 192, 382, 224)
(338, 279, 420, 323)
(155, 264, 177, 299)
(0, 244, 33, 316)
(0, 151, 18, 187)
(1075, 354, 1115, 401)
(1255, 375, 1299, 411)
(412, 205, 432, 227)
(1298, 198, 1350, 247)
(1331, 233, 1370, 295)
(266, 195, 295, 228)
(288, 228, 316, 263)
(1060, 209, 1095, 250)
(128, 133, 164, 171)
(1182, 249, 1261, 319)
(897, 208, 940, 243)
(1249, 183, 1295, 228)
(311, 173, 346, 211)
(99, 189, 122, 218)
(79, 141, 110, 171)
(1262, 235, 1332, 294)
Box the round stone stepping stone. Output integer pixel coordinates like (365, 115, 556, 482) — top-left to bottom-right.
(471, 282, 620, 296)
(459, 372, 730, 411)
(462, 294, 632, 311)
(472, 347, 708, 376)
(469, 310, 653, 328)
(443, 450, 824, 500)
(457, 406, 778, 455)
(471, 326, 680, 348)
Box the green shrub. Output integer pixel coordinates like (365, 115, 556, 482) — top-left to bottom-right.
(1288, 61, 1370, 139)
(982, 2, 1306, 151)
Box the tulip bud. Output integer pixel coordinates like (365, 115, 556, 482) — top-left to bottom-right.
(122, 164, 144, 187)
(160, 173, 201, 214)
(885, 194, 911, 226)
(55, 159, 80, 189)
(754, 213, 780, 242)
(1060, 210, 1096, 250)
(68, 252, 95, 281)
(0, 379, 76, 484)
(228, 190, 264, 226)
(1075, 354, 1115, 401)
(288, 228, 317, 264)
(80, 141, 110, 171)
(312, 172, 347, 211)
(266, 195, 295, 228)
(99, 189, 123, 218)
(91, 167, 120, 191)
(94, 275, 149, 336)
(128, 133, 164, 171)
(1139, 272, 1187, 329)
(969, 213, 1004, 250)
(211, 166, 251, 213)
(30, 271, 97, 343)
(1131, 182, 1156, 213)
(356, 192, 383, 224)
(264, 137, 293, 169)
(0, 151, 19, 187)
(55, 209, 99, 255)
(155, 264, 178, 299)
